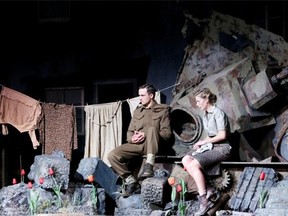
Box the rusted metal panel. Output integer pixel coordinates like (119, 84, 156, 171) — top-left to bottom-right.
(273, 109, 288, 161)
(172, 58, 276, 135)
(174, 11, 288, 96)
(243, 71, 278, 109)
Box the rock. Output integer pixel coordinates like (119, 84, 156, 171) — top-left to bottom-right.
(28, 151, 70, 190)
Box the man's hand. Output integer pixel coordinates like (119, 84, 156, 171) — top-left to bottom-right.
(131, 131, 145, 144)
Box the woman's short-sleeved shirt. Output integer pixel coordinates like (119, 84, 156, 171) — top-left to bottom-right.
(202, 105, 229, 137)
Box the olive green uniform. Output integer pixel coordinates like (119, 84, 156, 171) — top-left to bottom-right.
(108, 100, 172, 178)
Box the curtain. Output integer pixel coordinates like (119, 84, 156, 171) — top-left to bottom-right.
(84, 101, 122, 166)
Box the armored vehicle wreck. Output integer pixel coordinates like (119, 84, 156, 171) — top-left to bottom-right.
(170, 11, 288, 162)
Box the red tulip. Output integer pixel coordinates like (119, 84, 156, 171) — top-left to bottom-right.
(176, 184, 182, 192)
(21, 169, 25, 176)
(87, 175, 94, 183)
(12, 178, 17, 185)
(39, 177, 44, 184)
(260, 171, 266, 181)
(49, 168, 54, 176)
(27, 181, 33, 189)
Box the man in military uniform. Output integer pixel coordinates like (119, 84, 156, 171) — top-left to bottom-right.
(108, 83, 172, 197)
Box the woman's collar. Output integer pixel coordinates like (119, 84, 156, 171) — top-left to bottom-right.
(206, 105, 215, 114)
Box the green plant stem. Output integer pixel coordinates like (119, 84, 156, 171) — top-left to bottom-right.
(51, 176, 62, 208)
(259, 190, 268, 208)
(171, 186, 176, 210)
(91, 185, 97, 206)
(29, 190, 39, 215)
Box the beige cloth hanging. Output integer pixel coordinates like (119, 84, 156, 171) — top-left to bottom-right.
(126, 90, 161, 116)
(84, 101, 122, 166)
(0, 86, 42, 149)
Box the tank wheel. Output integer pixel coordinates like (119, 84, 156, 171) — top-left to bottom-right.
(209, 169, 232, 192)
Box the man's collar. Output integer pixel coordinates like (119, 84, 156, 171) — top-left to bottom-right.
(138, 100, 156, 110)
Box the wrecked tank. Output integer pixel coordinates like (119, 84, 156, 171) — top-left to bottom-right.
(169, 11, 288, 162)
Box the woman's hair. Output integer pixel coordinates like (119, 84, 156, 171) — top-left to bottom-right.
(139, 83, 156, 97)
(194, 88, 217, 104)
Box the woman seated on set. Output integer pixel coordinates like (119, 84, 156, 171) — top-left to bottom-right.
(182, 88, 232, 216)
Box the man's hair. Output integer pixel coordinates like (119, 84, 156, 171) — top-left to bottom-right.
(139, 83, 156, 96)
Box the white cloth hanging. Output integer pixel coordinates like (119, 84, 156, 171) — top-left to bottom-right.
(84, 101, 122, 166)
(126, 90, 161, 117)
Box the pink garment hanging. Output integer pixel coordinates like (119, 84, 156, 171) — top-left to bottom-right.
(0, 86, 42, 149)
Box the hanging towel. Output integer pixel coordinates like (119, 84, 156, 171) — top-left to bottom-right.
(0, 86, 42, 149)
(126, 90, 161, 116)
(84, 101, 122, 166)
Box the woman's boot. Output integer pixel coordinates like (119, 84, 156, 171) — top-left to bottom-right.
(206, 186, 220, 202)
(194, 194, 214, 216)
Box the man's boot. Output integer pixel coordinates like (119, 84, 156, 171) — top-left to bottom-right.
(139, 163, 154, 179)
(121, 181, 141, 197)
(121, 175, 140, 197)
(194, 194, 214, 216)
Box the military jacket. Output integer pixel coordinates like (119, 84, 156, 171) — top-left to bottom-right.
(126, 101, 172, 143)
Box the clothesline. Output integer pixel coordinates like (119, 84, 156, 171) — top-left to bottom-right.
(0, 82, 180, 109)
(74, 82, 180, 108)
(159, 82, 180, 92)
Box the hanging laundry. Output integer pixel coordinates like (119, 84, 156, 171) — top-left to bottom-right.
(38, 103, 78, 160)
(84, 101, 122, 166)
(126, 90, 161, 116)
(0, 86, 42, 149)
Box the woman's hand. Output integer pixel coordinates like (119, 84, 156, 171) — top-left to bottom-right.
(193, 130, 226, 149)
(193, 140, 206, 150)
